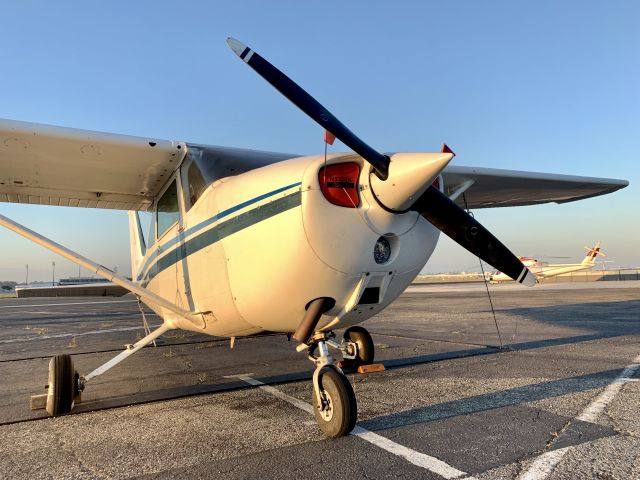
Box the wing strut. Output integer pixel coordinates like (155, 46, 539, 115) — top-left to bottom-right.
(0, 213, 205, 328)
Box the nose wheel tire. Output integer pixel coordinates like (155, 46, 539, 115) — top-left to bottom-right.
(45, 354, 76, 416)
(312, 367, 357, 437)
(344, 326, 375, 365)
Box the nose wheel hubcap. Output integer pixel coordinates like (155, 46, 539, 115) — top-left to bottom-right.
(318, 391, 334, 421)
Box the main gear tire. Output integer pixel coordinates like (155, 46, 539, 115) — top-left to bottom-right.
(45, 354, 75, 416)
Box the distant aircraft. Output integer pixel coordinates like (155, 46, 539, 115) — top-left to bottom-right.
(0, 38, 628, 437)
(490, 242, 605, 283)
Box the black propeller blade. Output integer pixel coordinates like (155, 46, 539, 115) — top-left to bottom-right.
(227, 38, 390, 180)
(412, 186, 535, 285)
(227, 37, 535, 285)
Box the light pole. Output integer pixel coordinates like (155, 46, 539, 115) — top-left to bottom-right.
(25, 264, 28, 285)
(52, 261, 56, 286)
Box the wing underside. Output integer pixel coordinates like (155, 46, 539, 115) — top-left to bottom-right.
(442, 166, 628, 209)
(0, 119, 185, 211)
(0, 119, 298, 211)
(0, 119, 628, 212)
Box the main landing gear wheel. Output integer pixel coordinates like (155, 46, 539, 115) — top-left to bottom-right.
(45, 354, 76, 416)
(313, 367, 357, 438)
(343, 326, 375, 366)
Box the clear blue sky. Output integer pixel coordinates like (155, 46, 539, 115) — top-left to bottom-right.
(1, 1, 638, 281)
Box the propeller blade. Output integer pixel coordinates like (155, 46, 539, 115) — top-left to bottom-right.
(227, 37, 390, 179)
(413, 186, 537, 286)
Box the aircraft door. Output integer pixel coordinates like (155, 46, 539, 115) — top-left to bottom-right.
(149, 177, 193, 311)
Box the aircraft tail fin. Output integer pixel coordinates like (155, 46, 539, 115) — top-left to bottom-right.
(128, 211, 147, 281)
(582, 241, 604, 265)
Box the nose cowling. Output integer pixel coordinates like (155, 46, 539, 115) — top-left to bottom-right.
(369, 152, 454, 212)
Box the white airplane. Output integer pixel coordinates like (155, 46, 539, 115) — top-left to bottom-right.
(490, 242, 605, 282)
(0, 38, 628, 437)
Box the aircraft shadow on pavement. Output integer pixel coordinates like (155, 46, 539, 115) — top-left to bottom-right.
(359, 368, 620, 472)
(499, 299, 640, 337)
(360, 368, 622, 432)
(10, 300, 638, 428)
(68, 331, 628, 416)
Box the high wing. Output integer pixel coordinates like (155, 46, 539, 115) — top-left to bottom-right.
(0, 119, 294, 211)
(442, 166, 628, 209)
(0, 118, 628, 211)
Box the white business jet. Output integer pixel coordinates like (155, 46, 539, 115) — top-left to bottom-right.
(0, 38, 628, 437)
(490, 242, 606, 282)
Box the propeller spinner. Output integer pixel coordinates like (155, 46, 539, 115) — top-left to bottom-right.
(226, 37, 536, 286)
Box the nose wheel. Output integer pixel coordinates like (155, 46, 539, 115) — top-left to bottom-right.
(304, 332, 359, 437)
(313, 366, 357, 437)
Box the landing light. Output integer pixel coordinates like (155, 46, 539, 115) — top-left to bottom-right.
(318, 163, 360, 208)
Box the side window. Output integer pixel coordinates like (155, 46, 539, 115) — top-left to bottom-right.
(147, 212, 156, 247)
(137, 211, 155, 249)
(185, 159, 207, 210)
(156, 180, 180, 238)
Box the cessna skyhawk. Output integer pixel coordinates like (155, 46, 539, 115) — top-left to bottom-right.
(0, 38, 628, 437)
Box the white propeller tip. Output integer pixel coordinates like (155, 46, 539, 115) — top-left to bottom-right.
(519, 269, 537, 287)
(227, 37, 247, 57)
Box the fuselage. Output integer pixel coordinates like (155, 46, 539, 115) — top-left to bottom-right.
(131, 151, 440, 337)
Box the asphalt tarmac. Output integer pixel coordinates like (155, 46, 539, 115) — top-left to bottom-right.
(0, 281, 638, 479)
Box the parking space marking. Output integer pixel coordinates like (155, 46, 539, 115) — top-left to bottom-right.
(0, 300, 138, 309)
(228, 373, 477, 480)
(0, 325, 159, 344)
(518, 353, 640, 480)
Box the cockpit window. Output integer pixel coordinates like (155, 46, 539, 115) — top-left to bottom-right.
(185, 144, 296, 187)
(156, 180, 179, 238)
(186, 160, 207, 209)
(178, 145, 298, 211)
(137, 211, 155, 248)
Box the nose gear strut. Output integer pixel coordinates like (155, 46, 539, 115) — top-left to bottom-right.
(304, 331, 357, 437)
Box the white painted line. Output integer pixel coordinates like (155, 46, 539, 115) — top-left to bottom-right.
(575, 358, 640, 423)
(11, 310, 157, 317)
(225, 374, 313, 414)
(351, 426, 474, 479)
(14, 311, 75, 315)
(518, 448, 570, 480)
(229, 373, 476, 480)
(0, 325, 160, 344)
(0, 300, 138, 309)
(518, 353, 640, 480)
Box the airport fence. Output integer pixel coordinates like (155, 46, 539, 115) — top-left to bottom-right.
(415, 269, 640, 285)
(538, 268, 640, 283)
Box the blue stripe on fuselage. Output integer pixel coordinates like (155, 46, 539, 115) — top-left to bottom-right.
(135, 182, 302, 283)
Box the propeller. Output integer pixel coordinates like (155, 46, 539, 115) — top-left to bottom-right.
(226, 38, 390, 180)
(226, 37, 536, 286)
